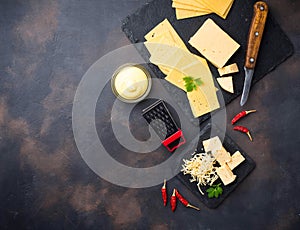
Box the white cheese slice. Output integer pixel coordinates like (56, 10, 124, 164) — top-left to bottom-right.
(216, 163, 236, 186)
(217, 76, 234, 93)
(227, 151, 245, 170)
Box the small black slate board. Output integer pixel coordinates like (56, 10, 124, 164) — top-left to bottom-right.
(176, 123, 256, 209)
(121, 0, 293, 124)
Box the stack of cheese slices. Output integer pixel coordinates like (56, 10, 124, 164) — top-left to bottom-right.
(172, 0, 235, 20)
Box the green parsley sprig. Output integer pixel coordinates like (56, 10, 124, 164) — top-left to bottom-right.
(183, 76, 203, 92)
(206, 183, 223, 198)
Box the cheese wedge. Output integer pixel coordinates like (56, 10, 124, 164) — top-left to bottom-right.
(216, 163, 236, 186)
(217, 76, 234, 93)
(218, 63, 239, 76)
(189, 19, 240, 68)
(227, 151, 245, 170)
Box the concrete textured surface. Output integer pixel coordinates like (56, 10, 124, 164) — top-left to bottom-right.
(0, 0, 299, 229)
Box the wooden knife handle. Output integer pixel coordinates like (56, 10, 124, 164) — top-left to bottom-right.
(245, 1, 268, 69)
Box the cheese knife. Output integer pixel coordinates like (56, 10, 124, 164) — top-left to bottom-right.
(240, 1, 268, 106)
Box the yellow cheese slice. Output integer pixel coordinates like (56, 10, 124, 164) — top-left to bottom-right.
(181, 61, 220, 112)
(218, 63, 239, 76)
(227, 151, 245, 170)
(220, 0, 235, 19)
(158, 65, 171, 75)
(200, 0, 233, 17)
(175, 8, 209, 20)
(216, 163, 236, 186)
(144, 35, 170, 56)
(217, 76, 234, 93)
(144, 19, 187, 50)
(172, 2, 211, 14)
(165, 68, 186, 91)
(173, 0, 208, 9)
(187, 86, 212, 117)
(189, 19, 240, 68)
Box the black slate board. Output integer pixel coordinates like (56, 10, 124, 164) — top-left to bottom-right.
(121, 0, 294, 124)
(176, 123, 256, 209)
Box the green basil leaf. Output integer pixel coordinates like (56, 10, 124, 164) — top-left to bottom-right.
(208, 192, 214, 198)
(186, 84, 194, 92)
(206, 188, 214, 193)
(215, 192, 219, 198)
(217, 186, 223, 194)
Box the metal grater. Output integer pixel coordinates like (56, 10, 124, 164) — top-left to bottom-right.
(142, 99, 185, 152)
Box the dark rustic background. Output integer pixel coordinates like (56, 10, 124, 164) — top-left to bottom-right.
(0, 0, 299, 229)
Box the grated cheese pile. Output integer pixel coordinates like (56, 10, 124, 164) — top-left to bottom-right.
(181, 152, 219, 194)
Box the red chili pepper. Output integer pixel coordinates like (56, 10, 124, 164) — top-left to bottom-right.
(175, 189, 200, 211)
(161, 179, 167, 206)
(233, 125, 253, 141)
(170, 189, 177, 212)
(231, 110, 256, 124)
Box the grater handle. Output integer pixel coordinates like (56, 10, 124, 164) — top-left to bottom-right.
(162, 129, 186, 152)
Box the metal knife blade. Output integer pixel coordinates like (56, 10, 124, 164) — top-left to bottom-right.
(240, 1, 268, 106)
(240, 67, 254, 106)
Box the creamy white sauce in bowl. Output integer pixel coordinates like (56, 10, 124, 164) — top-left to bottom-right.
(111, 64, 152, 103)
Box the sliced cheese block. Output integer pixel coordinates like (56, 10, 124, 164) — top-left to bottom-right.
(217, 76, 234, 93)
(227, 151, 245, 170)
(216, 164, 236, 186)
(202, 136, 223, 155)
(172, 0, 234, 19)
(218, 63, 239, 76)
(189, 19, 240, 68)
(215, 149, 231, 166)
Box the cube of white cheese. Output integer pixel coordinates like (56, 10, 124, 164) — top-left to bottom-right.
(227, 151, 245, 170)
(216, 164, 236, 186)
(202, 136, 223, 155)
(215, 149, 231, 166)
